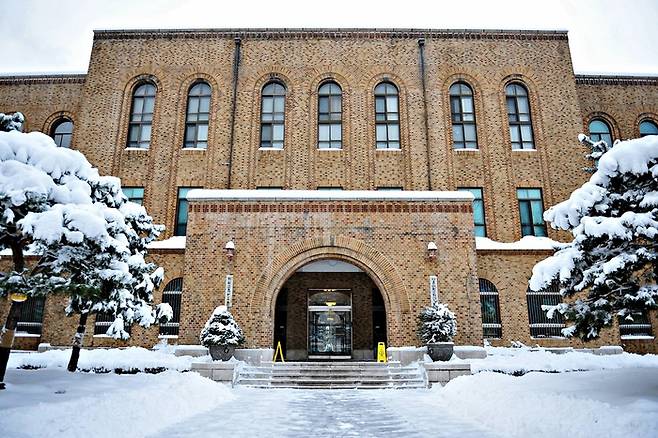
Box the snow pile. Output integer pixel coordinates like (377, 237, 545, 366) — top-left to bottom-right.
(200, 306, 246, 347)
(468, 346, 658, 374)
(438, 368, 658, 438)
(0, 369, 234, 438)
(475, 235, 558, 250)
(7, 347, 202, 372)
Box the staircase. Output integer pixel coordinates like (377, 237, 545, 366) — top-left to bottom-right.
(234, 361, 428, 389)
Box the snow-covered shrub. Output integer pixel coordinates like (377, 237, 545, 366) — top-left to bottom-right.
(199, 306, 245, 347)
(417, 303, 457, 343)
(530, 134, 658, 340)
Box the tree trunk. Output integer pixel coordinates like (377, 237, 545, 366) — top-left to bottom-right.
(67, 313, 88, 373)
(0, 237, 25, 389)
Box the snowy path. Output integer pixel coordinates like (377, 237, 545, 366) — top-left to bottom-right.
(151, 387, 499, 438)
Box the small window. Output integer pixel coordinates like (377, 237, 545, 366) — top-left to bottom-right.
(374, 82, 400, 150)
(527, 286, 565, 338)
(318, 82, 342, 149)
(316, 186, 343, 191)
(256, 186, 284, 190)
(506, 83, 535, 150)
(588, 119, 613, 147)
(122, 187, 145, 205)
(639, 120, 658, 137)
(458, 187, 486, 237)
(184, 82, 211, 149)
(450, 82, 478, 149)
(517, 188, 547, 237)
(376, 187, 403, 191)
(479, 279, 502, 339)
(51, 119, 73, 148)
(619, 312, 653, 338)
(160, 278, 183, 337)
(127, 83, 156, 149)
(260, 81, 286, 149)
(175, 187, 199, 236)
(16, 296, 45, 335)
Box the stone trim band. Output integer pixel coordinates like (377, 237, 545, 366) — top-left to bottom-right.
(190, 202, 473, 214)
(575, 75, 658, 86)
(93, 28, 569, 41)
(0, 74, 86, 85)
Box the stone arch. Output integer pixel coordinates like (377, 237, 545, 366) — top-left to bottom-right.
(249, 236, 410, 341)
(585, 111, 620, 142)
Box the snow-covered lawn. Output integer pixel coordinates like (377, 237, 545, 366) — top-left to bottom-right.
(2, 347, 657, 437)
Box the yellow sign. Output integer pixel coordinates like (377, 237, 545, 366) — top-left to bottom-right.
(377, 342, 387, 363)
(9, 292, 28, 303)
(273, 341, 285, 363)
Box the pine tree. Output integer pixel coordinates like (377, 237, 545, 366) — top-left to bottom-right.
(416, 303, 457, 344)
(530, 134, 658, 340)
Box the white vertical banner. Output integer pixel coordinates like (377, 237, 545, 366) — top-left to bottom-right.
(429, 275, 439, 306)
(224, 274, 234, 309)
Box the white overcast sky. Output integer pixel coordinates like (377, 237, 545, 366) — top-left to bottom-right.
(1, 0, 656, 75)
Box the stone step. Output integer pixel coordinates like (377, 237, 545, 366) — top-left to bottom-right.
(240, 369, 421, 376)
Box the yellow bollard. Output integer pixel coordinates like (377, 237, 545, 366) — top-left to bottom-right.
(377, 342, 387, 363)
(273, 341, 285, 363)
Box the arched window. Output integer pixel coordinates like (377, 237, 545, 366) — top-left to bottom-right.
(506, 83, 535, 150)
(450, 82, 478, 149)
(479, 279, 501, 338)
(527, 285, 565, 338)
(374, 82, 400, 149)
(127, 82, 156, 149)
(588, 119, 613, 146)
(318, 81, 342, 149)
(160, 277, 183, 336)
(51, 118, 73, 148)
(184, 82, 211, 149)
(640, 120, 658, 137)
(16, 296, 45, 335)
(260, 81, 286, 149)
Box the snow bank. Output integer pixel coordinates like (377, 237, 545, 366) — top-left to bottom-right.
(0, 369, 234, 438)
(469, 346, 658, 374)
(438, 368, 658, 438)
(8, 346, 203, 372)
(475, 236, 558, 251)
(147, 235, 186, 249)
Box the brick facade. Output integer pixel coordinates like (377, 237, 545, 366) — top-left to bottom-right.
(0, 29, 657, 354)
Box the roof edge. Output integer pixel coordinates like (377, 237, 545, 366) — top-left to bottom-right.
(187, 189, 474, 202)
(0, 74, 87, 85)
(576, 74, 658, 86)
(92, 28, 569, 41)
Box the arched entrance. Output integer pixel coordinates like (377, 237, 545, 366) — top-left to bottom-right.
(273, 259, 387, 361)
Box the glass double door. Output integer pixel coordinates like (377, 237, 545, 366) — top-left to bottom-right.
(308, 289, 352, 359)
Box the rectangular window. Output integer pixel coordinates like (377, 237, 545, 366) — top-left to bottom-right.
(16, 296, 45, 335)
(619, 312, 653, 338)
(122, 187, 145, 206)
(316, 186, 343, 191)
(94, 313, 130, 336)
(527, 287, 565, 337)
(458, 188, 486, 237)
(175, 187, 200, 236)
(517, 188, 547, 237)
(376, 187, 403, 191)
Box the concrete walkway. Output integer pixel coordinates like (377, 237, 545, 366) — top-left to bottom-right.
(152, 387, 499, 438)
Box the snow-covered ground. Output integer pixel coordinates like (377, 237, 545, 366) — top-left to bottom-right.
(1, 347, 657, 437)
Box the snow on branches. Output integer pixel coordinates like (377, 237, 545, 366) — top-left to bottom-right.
(530, 134, 658, 340)
(0, 119, 169, 339)
(199, 306, 245, 347)
(417, 303, 457, 344)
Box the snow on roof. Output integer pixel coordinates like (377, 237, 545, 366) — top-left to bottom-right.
(476, 236, 558, 251)
(186, 189, 474, 202)
(147, 236, 186, 250)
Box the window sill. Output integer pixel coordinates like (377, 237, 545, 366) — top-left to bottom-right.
(454, 148, 480, 152)
(92, 334, 111, 338)
(181, 147, 207, 152)
(375, 148, 402, 152)
(124, 147, 149, 152)
(317, 148, 343, 151)
(621, 335, 655, 340)
(158, 335, 179, 339)
(512, 148, 537, 152)
(530, 336, 567, 340)
(15, 333, 41, 338)
(258, 147, 284, 151)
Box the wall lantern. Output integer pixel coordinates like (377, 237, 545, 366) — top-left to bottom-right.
(427, 241, 438, 260)
(225, 240, 235, 260)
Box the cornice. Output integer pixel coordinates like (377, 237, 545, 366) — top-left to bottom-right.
(575, 75, 658, 86)
(0, 74, 86, 85)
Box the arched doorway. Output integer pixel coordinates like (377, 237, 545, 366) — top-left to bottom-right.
(273, 259, 387, 361)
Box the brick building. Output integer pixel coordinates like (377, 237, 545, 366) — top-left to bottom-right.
(1, 28, 657, 357)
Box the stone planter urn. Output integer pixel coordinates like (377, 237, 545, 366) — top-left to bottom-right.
(427, 342, 454, 361)
(209, 345, 236, 361)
